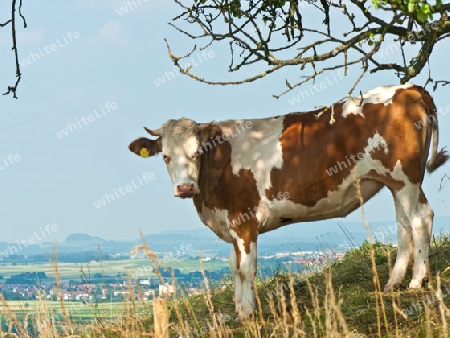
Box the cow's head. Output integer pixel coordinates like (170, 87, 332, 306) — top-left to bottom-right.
(128, 118, 220, 198)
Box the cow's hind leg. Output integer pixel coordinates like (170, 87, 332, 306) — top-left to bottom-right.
(384, 195, 414, 291)
(409, 190, 433, 289)
(385, 183, 433, 291)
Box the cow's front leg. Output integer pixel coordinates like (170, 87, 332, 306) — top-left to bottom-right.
(229, 233, 258, 319)
(229, 247, 243, 314)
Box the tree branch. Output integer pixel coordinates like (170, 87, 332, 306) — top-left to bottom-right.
(168, 0, 449, 98)
(2, 0, 27, 99)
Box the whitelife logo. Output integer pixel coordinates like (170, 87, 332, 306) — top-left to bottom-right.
(115, 0, 149, 16)
(153, 50, 215, 87)
(93, 172, 155, 209)
(0, 153, 21, 172)
(0, 224, 58, 260)
(288, 69, 345, 106)
(56, 102, 118, 139)
(19, 31, 81, 68)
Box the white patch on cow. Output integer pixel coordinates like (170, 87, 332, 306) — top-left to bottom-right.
(168, 151, 199, 190)
(365, 132, 389, 155)
(160, 119, 202, 193)
(259, 173, 366, 231)
(385, 164, 433, 289)
(342, 83, 414, 118)
(218, 118, 284, 197)
(389, 160, 410, 182)
(255, 200, 271, 228)
(197, 205, 233, 243)
(409, 201, 433, 287)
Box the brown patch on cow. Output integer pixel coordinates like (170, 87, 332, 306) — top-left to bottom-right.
(236, 223, 258, 254)
(368, 87, 431, 183)
(193, 125, 261, 255)
(280, 218, 293, 223)
(411, 85, 437, 119)
(365, 169, 405, 193)
(418, 189, 428, 204)
(266, 86, 433, 206)
(198, 123, 222, 140)
(232, 239, 242, 270)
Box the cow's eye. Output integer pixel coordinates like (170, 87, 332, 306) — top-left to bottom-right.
(162, 155, 170, 163)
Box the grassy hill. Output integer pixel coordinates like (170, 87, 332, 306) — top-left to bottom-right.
(3, 233, 450, 337)
(162, 235, 450, 337)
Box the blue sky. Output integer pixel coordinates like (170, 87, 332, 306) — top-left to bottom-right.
(0, 1, 448, 244)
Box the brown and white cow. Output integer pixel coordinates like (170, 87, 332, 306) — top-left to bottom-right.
(128, 83, 448, 318)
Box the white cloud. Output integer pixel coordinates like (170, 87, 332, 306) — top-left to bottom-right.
(84, 20, 128, 48)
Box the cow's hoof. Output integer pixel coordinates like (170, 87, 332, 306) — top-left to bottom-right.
(235, 315, 247, 322)
(384, 282, 396, 292)
(408, 279, 422, 289)
(384, 282, 404, 292)
(235, 311, 255, 322)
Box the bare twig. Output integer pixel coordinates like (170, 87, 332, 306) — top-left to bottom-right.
(2, 0, 27, 99)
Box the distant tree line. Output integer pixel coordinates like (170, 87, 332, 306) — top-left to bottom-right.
(0, 252, 128, 264)
(4, 272, 47, 284)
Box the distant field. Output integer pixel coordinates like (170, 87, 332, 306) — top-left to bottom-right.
(0, 258, 229, 282)
(1, 299, 146, 323)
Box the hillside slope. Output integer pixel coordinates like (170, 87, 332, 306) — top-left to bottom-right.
(166, 234, 450, 337)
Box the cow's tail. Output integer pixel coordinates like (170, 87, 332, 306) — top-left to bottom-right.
(421, 89, 449, 173)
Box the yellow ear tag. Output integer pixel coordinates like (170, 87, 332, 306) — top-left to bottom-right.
(139, 148, 150, 158)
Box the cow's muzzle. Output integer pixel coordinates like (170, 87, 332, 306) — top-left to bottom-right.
(174, 183, 198, 198)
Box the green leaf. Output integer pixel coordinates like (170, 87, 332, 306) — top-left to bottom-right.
(420, 4, 431, 14)
(417, 10, 428, 22)
(407, 0, 415, 13)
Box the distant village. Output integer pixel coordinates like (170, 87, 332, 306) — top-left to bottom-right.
(0, 250, 347, 303)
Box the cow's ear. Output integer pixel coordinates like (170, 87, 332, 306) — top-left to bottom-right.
(198, 122, 221, 141)
(128, 137, 162, 158)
